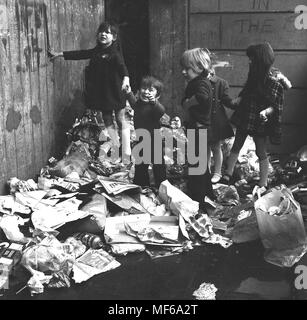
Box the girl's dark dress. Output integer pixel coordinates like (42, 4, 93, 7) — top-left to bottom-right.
(63, 43, 129, 111)
(184, 72, 215, 204)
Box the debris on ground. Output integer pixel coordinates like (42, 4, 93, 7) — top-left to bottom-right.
(193, 282, 218, 300)
(1, 109, 307, 296)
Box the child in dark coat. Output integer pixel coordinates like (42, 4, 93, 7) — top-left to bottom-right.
(124, 76, 167, 188)
(180, 48, 215, 206)
(48, 21, 131, 161)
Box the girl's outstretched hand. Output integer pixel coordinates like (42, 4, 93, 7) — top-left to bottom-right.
(47, 48, 63, 61)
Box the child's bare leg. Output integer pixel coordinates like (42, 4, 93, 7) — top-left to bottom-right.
(103, 111, 120, 147)
(115, 108, 131, 163)
(222, 129, 247, 183)
(254, 136, 269, 187)
(211, 140, 223, 183)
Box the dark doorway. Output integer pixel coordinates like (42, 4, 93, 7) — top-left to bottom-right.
(105, 0, 149, 92)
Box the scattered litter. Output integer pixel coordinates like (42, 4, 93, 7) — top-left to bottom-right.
(73, 249, 120, 283)
(255, 185, 307, 267)
(1, 107, 307, 298)
(193, 282, 218, 300)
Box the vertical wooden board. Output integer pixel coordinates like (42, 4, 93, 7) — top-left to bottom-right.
(35, 0, 52, 165)
(149, 0, 173, 114)
(190, 0, 303, 12)
(26, 0, 44, 175)
(214, 52, 307, 88)
(190, 13, 307, 50)
(7, 0, 31, 180)
(3, 0, 18, 180)
(60, 0, 75, 132)
(0, 1, 9, 186)
(67, 0, 78, 93)
(149, 0, 189, 117)
(67, 0, 86, 120)
(47, 0, 58, 157)
(171, 0, 188, 118)
(15, 1, 36, 180)
(52, 0, 69, 155)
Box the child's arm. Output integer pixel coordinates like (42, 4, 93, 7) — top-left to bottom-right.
(195, 80, 212, 108)
(182, 96, 198, 110)
(271, 68, 292, 90)
(260, 79, 284, 121)
(114, 52, 130, 91)
(276, 73, 292, 90)
(220, 79, 240, 109)
(48, 48, 95, 61)
(123, 85, 137, 108)
(153, 100, 166, 122)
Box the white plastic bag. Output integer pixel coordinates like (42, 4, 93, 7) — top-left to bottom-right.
(255, 185, 307, 267)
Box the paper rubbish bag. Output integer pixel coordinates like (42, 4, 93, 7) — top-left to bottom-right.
(255, 185, 307, 267)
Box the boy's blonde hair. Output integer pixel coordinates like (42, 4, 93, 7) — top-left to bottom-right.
(180, 48, 211, 74)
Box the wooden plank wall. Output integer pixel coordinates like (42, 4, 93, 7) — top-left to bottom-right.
(0, 0, 104, 194)
(149, 0, 188, 119)
(189, 0, 307, 154)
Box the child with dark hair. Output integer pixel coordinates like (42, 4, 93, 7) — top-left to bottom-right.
(123, 75, 167, 188)
(221, 42, 291, 197)
(48, 21, 131, 162)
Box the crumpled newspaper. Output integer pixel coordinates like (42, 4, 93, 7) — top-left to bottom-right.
(193, 282, 218, 300)
(73, 249, 120, 283)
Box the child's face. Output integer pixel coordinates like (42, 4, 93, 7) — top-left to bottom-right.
(182, 67, 200, 81)
(97, 28, 115, 47)
(139, 86, 158, 102)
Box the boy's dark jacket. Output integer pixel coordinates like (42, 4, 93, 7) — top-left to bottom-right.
(63, 43, 129, 111)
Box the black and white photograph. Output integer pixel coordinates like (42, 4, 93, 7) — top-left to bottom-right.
(0, 0, 307, 305)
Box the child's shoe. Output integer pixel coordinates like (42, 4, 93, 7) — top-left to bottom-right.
(211, 173, 222, 184)
(219, 173, 232, 185)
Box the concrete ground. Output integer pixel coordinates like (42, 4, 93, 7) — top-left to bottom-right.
(1, 239, 303, 300)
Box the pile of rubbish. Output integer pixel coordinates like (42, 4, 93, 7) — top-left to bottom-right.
(1, 109, 307, 297)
